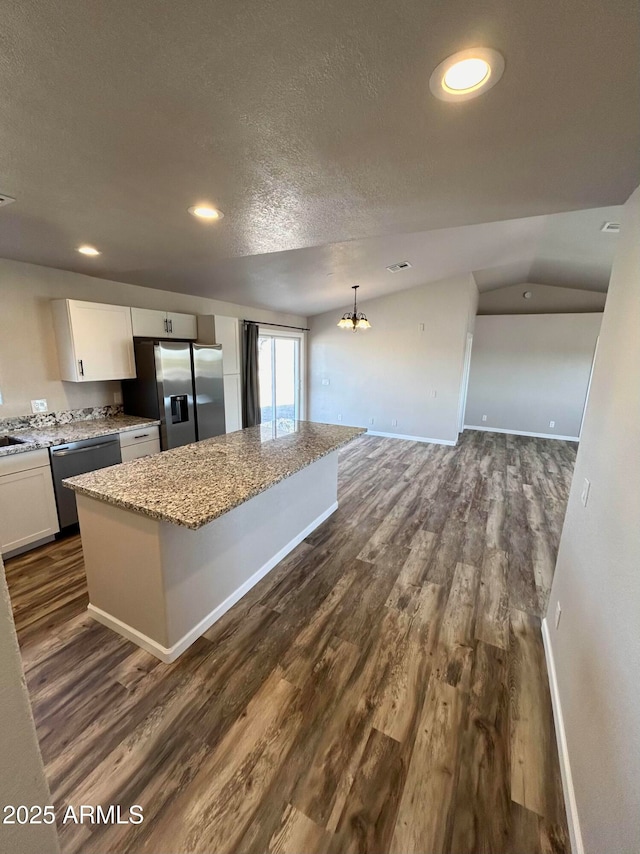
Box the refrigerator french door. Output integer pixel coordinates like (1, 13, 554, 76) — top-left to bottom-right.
(123, 340, 225, 450)
(192, 344, 226, 440)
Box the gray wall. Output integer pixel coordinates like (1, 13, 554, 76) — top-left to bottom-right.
(546, 187, 640, 853)
(465, 313, 601, 439)
(478, 282, 607, 315)
(309, 274, 478, 443)
(0, 258, 306, 418)
(0, 557, 59, 853)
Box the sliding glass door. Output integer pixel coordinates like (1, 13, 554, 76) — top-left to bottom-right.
(258, 333, 301, 423)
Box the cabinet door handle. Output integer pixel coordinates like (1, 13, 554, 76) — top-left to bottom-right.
(168, 318, 173, 333)
(163, 318, 168, 333)
(133, 433, 150, 439)
(78, 359, 84, 377)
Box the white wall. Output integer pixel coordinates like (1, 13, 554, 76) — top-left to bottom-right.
(308, 274, 478, 444)
(0, 557, 59, 853)
(478, 282, 607, 315)
(0, 258, 306, 418)
(545, 188, 640, 854)
(464, 313, 601, 439)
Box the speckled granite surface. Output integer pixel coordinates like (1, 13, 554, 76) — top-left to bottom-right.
(0, 415, 160, 458)
(0, 404, 124, 433)
(64, 420, 365, 530)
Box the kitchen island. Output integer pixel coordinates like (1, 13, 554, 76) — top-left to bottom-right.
(64, 420, 364, 661)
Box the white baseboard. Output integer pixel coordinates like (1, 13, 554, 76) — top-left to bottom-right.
(87, 500, 339, 663)
(541, 618, 584, 854)
(464, 425, 580, 442)
(367, 430, 457, 446)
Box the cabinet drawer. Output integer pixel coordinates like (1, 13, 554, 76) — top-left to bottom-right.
(119, 426, 160, 448)
(120, 438, 161, 462)
(0, 448, 50, 476)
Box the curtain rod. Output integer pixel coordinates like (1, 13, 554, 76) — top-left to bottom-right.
(243, 320, 310, 332)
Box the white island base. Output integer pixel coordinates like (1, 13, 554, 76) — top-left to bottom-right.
(78, 451, 338, 662)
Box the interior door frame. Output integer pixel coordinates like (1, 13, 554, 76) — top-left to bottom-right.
(579, 335, 599, 440)
(258, 327, 307, 421)
(458, 332, 474, 434)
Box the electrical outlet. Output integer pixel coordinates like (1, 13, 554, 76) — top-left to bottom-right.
(321, 378, 330, 386)
(369, 417, 375, 425)
(431, 390, 437, 399)
(581, 477, 591, 507)
(391, 419, 398, 427)
(337, 414, 342, 422)
(555, 601, 562, 629)
(113, 390, 123, 405)
(418, 323, 425, 332)
(549, 420, 555, 428)
(482, 414, 487, 422)
(31, 399, 48, 414)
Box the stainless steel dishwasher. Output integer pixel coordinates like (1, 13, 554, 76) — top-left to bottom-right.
(50, 433, 122, 528)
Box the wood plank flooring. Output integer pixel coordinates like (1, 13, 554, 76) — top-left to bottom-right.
(5, 429, 576, 854)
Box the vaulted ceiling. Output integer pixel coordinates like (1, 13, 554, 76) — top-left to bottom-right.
(0, 0, 638, 315)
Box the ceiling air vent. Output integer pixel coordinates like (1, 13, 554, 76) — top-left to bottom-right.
(600, 221, 620, 233)
(0, 193, 16, 208)
(386, 261, 412, 273)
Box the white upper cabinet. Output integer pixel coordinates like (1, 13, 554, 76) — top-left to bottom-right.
(214, 316, 241, 375)
(52, 299, 136, 382)
(131, 307, 197, 340)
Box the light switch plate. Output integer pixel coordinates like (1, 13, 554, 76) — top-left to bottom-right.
(31, 399, 48, 414)
(113, 390, 123, 405)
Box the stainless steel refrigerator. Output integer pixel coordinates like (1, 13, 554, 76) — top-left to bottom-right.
(122, 340, 226, 449)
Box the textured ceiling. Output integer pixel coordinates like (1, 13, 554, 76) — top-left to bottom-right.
(0, 0, 637, 315)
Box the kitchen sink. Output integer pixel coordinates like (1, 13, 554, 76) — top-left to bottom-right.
(0, 436, 27, 446)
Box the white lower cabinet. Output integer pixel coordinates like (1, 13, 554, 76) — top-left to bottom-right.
(0, 450, 59, 556)
(223, 374, 242, 433)
(119, 426, 161, 461)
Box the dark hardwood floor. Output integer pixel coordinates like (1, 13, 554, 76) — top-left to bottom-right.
(5, 429, 576, 854)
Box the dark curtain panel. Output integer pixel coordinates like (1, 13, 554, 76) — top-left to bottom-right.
(242, 321, 261, 428)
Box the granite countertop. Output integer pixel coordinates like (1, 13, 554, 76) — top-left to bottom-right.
(64, 420, 365, 530)
(0, 415, 161, 458)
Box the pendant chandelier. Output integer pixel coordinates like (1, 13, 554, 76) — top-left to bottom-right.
(337, 285, 371, 332)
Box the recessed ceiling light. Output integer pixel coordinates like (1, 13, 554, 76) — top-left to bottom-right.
(600, 221, 620, 233)
(430, 48, 505, 102)
(76, 245, 101, 256)
(188, 205, 224, 220)
(523, 291, 533, 299)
